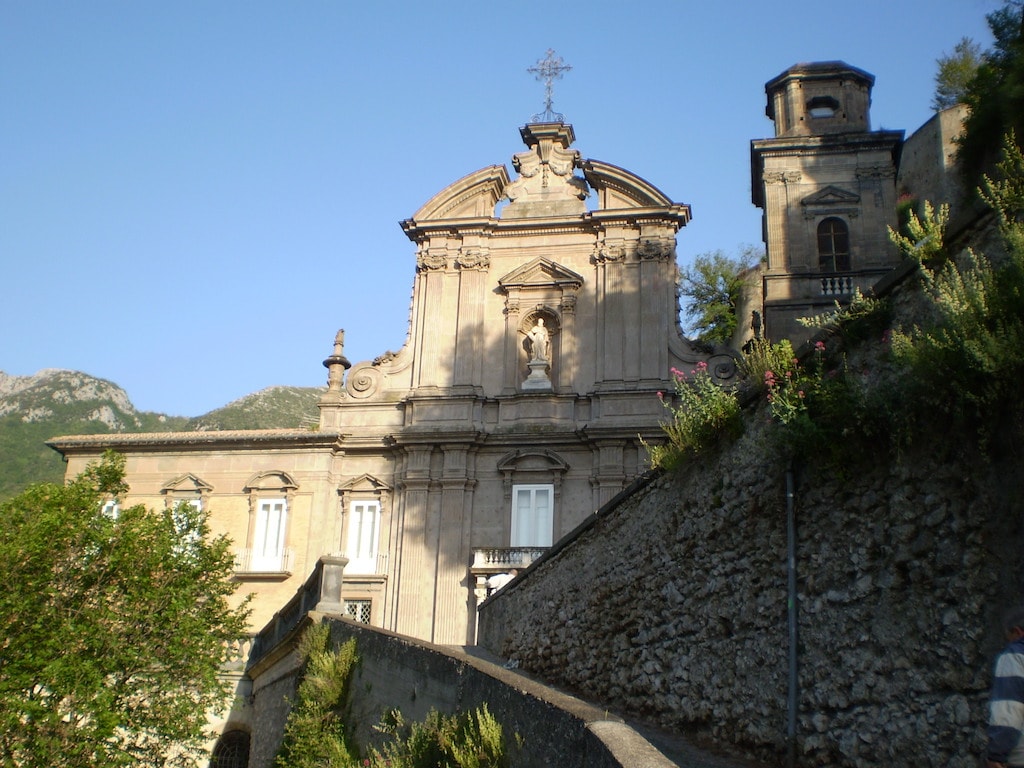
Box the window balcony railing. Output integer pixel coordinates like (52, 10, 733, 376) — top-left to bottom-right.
(234, 547, 294, 576)
(764, 267, 895, 303)
(820, 273, 855, 296)
(341, 552, 389, 576)
(471, 547, 548, 572)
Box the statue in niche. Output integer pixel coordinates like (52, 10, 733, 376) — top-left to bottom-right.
(528, 318, 550, 362)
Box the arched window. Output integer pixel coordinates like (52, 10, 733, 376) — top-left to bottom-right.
(209, 730, 250, 768)
(817, 217, 850, 272)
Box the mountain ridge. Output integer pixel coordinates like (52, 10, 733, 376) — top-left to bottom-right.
(0, 369, 325, 500)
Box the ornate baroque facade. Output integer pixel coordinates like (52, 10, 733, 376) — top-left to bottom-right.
(51, 121, 736, 647)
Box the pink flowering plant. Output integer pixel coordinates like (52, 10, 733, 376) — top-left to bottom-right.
(647, 360, 741, 469)
(741, 338, 829, 426)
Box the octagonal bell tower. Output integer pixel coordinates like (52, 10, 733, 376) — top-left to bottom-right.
(751, 62, 904, 344)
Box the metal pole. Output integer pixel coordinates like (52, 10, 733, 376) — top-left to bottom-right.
(786, 467, 798, 768)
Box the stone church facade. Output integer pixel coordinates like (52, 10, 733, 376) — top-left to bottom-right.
(51, 120, 737, 647)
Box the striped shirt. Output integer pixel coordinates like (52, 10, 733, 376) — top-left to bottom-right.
(989, 637, 1024, 765)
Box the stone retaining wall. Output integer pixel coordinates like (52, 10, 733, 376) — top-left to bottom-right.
(478, 394, 1022, 767)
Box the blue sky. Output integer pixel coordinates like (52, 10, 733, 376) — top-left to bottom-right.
(2, 1, 999, 417)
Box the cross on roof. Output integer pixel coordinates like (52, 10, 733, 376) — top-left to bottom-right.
(528, 49, 571, 123)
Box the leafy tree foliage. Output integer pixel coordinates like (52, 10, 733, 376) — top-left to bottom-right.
(958, 2, 1024, 181)
(0, 451, 250, 767)
(678, 246, 761, 346)
(932, 37, 983, 110)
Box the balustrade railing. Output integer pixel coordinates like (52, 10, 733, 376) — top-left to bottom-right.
(342, 551, 389, 576)
(233, 547, 294, 575)
(222, 635, 254, 672)
(820, 273, 855, 296)
(471, 547, 548, 570)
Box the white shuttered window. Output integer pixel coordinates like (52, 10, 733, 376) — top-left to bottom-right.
(511, 484, 553, 547)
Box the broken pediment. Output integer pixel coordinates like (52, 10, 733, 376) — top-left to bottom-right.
(580, 159, 687, 213)
(801, 185, 861, 207)
(404, 165, 511, 224)
(498, 257, 584, 291)
(501, 122, 589, 219)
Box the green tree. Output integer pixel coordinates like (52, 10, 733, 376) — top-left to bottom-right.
(678, 246, 760, 345)
(932, 37, 983, 110)
(0, 451, 250, 767)
(958, 2, 1024, 181)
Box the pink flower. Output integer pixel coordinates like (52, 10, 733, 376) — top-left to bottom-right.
(656, 391, 664, 401)
(670, 367, 684, 378)
(696, 360, 708, 372)
(798, 390, 805, 398)
(815, 341, 826, 352)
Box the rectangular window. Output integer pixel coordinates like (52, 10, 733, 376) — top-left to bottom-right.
(346, 501, 381, 574)
(251, 498, 287, 571)
(511, 484, 553, 547)
(170, 498, 203, 549)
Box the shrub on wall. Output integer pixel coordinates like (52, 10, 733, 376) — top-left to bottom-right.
(274, 624, 510, 768)
(650, 134, 1024, 469)
(274, 623, 360, 768)
(647, 361, 742, 469)
(890, 135, 1024, 449)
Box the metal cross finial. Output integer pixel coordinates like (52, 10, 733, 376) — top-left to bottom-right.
(528, 49, 571, 123)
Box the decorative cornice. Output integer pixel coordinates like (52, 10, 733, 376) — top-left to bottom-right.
(47, 429, 343, 455)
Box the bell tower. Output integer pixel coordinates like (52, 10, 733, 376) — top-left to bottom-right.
(751, 62, 904, 343)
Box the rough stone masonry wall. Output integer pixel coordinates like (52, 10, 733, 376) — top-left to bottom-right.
(478, 392, 1023, 767)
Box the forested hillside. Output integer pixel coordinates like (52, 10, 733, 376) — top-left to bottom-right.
(0, 370, 324, 500)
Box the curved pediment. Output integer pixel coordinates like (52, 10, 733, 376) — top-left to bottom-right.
(244, 470, 298, 493)
(496, 449, 569, 473)
(581, 158, 686, 213)
(404, 165, 511, 224)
